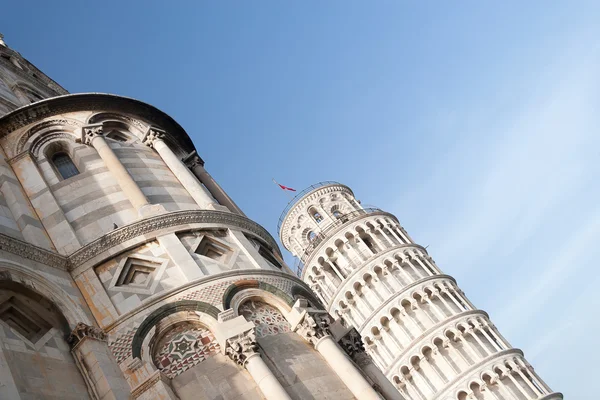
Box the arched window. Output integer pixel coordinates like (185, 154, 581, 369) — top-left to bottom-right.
(311, 210, 323, 223)
(308, 231, 317, 242)
(52, 153, 79, 180)
(332, 210, 342, 219)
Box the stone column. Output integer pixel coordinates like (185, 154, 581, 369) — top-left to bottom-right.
(183, 151, 246, 216)
(82, 124, 150, 212)
(295, 312, 381, 400)
(143, 128, 219, 210)
(339, 328, 403, 400)
(68, 323, 131, 400)
(225, 330, 292, 400)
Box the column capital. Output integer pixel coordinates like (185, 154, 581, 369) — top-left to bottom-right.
(296, 311, 333, 346)
(182, 150, 205, 169)
(225, 330, 259, 367)
(81, 123, 104, 145)
(67, 322, 107, 348)
(338, 328, 366, 359)
(142, 126, 167, 148)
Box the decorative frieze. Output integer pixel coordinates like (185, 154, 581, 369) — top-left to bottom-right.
(69, 209, 282, 268)
(0, 232, 68, 270)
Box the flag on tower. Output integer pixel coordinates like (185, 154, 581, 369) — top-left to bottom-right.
(272, 179, 296, 192)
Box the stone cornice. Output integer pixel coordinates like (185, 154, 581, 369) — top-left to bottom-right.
(0, 210, 281, 273)
(0, 233, 68, 270)
(354, 274, 458, 332)
(0, 48, 67, 95)
(429, 348, 523, 400)
(69, 210, 282, 268)
(0, 93, 195, 155)
(300, 210, 401, 270)
(382, 309, 489, 376)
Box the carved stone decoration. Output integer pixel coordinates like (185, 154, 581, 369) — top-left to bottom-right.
(67, 322, 107, 348)
(0, 233, 68, 270)
(225, 330, 259, 366)
(338, 328, 366, 359)
(142, 127, 166, 148)
(182, 151, 205, 169)
(81, 123, 104, 145)
(69, 209, 282, 268)
(296, 312, 333, 347)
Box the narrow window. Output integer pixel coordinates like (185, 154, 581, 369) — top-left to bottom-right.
(333, 210, 342, 219)
(313, 212, 323, 223)
(52, 153, 79, 180)
(308, 231, 317, 242)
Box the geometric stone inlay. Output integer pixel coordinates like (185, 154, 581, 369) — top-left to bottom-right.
(239, 300, 291, 338)
(108, 254, 168, 295)
(0, 296, 55, 349)
(194, 235, 235, 266)
(153, 325, 219, 379)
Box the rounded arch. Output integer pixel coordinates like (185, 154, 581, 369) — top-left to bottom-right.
(0, 259, 90, 328)
(131, 300, 220, 360)
(222, 279, 294, 312)
(87, 112, 147, 137)
(291, 285, 323, 308)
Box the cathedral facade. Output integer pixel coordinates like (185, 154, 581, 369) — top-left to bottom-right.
(0, 34, 560, 400)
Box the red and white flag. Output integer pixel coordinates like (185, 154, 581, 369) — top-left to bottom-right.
(273, 179, 296, 192)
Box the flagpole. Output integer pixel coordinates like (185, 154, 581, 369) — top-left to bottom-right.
(273, 178, 295, 201)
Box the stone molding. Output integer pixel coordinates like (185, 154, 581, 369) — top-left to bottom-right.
(225, 330, 259, 366)
(296, 311, 334, 347)
(68, 322, 107, 348)
(15, 117, 81, 156)
(0, 48, 67, 96)
(0, 93, 195, 155)
(0, 232, 68, 270)
(69, 209, 282, 268)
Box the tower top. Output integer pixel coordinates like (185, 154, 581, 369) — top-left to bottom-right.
(0, 33, 5, 47)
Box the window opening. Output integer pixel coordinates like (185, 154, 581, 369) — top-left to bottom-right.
(52, 153, 79, 180)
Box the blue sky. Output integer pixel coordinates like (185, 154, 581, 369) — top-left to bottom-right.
(3, 2, 599, 397)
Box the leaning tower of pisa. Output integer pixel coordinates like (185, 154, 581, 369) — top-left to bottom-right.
(279, 182, 562, 400)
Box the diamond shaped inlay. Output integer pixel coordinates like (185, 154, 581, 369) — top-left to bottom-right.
(109, 254, 168, 295)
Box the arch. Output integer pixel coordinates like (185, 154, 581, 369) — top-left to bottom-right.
(308, 207, 324, 223)
(87, 112, 147, 138)
(131, 300, 219, 359)
(15, 118, 81, 157)
(0, 259, 90, 328)
(291, 285, 323, 308)
(222, 279, 294, 311)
